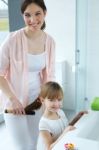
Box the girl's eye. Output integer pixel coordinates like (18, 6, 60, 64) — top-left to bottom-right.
(58, 98, 62, 101)
(48, 99, 62, 102)
(48, 99, 53, 102)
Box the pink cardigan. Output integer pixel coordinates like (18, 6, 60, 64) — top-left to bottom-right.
(0, 28, 55, 108)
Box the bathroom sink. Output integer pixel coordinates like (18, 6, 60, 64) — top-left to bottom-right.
(52, 110, 99, 150)
(76, 110, 99, 141)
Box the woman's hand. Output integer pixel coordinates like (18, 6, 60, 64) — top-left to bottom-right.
(0, 76, 25, 115)
(7, 96, 25, 115)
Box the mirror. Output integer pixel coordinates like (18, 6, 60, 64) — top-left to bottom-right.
(0, 0, 99, 149)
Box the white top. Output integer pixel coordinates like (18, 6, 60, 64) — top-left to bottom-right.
(27, 52, 46, 104)
(37, 109, 68, 150)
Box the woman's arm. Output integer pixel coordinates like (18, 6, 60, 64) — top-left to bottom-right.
(0, 76, 25, 114)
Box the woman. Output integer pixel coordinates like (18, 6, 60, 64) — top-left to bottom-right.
(0, 0, 55, 149)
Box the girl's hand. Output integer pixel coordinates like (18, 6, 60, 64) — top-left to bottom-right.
(69, 110, 88, 126)
(64, 125, 76, 133)
(7, 96, 25, 115)
(78, 110, 88, 116)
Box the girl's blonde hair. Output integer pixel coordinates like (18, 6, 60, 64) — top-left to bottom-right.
(39, 81, 63, 100)
(25, 82, 63, 111)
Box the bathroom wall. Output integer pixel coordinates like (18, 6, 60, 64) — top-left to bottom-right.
(45, 0, 76, 63)
(45, 0, 76, 110)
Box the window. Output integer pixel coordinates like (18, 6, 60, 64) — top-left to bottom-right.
(0, 0, 9, 42)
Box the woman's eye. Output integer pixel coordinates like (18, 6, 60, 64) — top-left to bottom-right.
(24, 13, 31, 17)
(48, 99, 53, 101)
(35, 12, 41, 16)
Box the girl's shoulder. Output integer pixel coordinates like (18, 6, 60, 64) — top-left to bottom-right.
(39, 116, 52, 131)
(58, 109, 66, 117)
(39, 116, 49, 124)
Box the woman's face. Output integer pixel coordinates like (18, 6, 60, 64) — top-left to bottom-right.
(23, 3, 46, 32)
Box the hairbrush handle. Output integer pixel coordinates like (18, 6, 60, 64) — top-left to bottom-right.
(5, 109, 35, 115)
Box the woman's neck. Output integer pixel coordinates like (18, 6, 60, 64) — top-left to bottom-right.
(24, 27, 43, 40)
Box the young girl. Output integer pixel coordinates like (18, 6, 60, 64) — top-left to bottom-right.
(37, 81, 75, 150)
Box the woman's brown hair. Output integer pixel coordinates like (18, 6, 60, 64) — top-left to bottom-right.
(21, 0, 47, 30)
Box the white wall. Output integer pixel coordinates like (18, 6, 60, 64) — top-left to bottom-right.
(44, 0, 76, 110)
(45, 0, 76, 63)
(86, 0, 99, 106)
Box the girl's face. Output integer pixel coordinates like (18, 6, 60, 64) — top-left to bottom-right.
(23, 3, 46, 32)
(43, 98, 62, 113)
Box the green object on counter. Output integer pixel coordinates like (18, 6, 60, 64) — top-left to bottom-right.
(91, 97, 99, 110)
